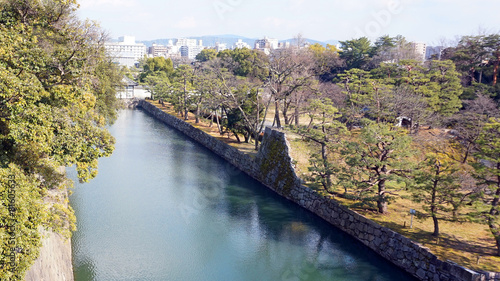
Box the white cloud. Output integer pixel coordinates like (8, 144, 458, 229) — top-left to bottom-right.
(289, 0, 305, 11)
(174, 16, 198, 29)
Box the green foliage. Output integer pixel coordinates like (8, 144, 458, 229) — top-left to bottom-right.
(296, 98, 346, 190)
(473, 118, 500, 255)
(411, 142, 469, 236)
(337, 68, 393, 124)
(339, 37, 372, 69)
(336, 121, 416, 213)
(138, 56, 174, 82)
(217, 48, 269, 79)
(195, 48, 217, 62)
(0, 165, 44, 280)
(0, 0, 120, 278)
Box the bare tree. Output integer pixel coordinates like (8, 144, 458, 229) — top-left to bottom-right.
(264, 48, 316, 127)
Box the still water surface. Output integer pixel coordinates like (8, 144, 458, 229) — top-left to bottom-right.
(70, 109, 415, 281)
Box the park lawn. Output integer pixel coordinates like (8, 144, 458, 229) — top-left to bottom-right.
(285, 127, 500, 273)
(147, 100, 500, 272)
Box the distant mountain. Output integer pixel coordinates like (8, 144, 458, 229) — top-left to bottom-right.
(325, 39, 340, 46)
(281, 38, 335, 47)
(137, 35, 337, 48)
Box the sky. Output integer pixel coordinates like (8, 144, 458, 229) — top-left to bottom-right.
(76, 0, 500, 45)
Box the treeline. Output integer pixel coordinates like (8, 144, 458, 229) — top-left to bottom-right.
(0, 0, 122, 279)
(138, 34, 500, 256)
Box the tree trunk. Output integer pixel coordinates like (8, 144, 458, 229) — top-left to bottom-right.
(195, 104, 200, 124)
(282, 102, 289, 125)
(216, 109, 222, 134)
(321, 142, 332, 189)
(377, 178, 388, 214)
(295, 106, 300, 127)
(184, 78, 188, 120)
(493, 55, 500, 86)
(274, 100, 281, 128)
(232, 130, 241, 143)
(489, 168, 500, 256)
(431, 165, 440, 236)
(432, 215, 440, 237)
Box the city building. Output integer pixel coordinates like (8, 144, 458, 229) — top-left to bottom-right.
(278, 42, 290, 49)
(215, 42, 227, 52)
(425, 46, 444, 60)
(410, 42, 427, 61)
(105, 36, 147, 67)
(234, 39, 251, 49)
(175, 38, 198, 47)
(254, 37, 279, 54)
(148, 44, 168, 57)
(176, 38, 204, 60)
(180, 45, 205, 60)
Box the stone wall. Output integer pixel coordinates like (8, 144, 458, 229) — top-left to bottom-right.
(24, 230, 73, 281)
(139, 100, 500, 281)
(24, 186, 74, 281)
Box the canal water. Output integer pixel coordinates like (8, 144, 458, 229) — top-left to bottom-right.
(70, 109, 415, 281)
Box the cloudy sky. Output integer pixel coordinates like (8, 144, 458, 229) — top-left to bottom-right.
(77, 0, 500, 44)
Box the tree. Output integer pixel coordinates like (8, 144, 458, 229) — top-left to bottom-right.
(411, 139, 472, 237)
(138, 56, 173, 82)
(339, 37, 372, 69)
(295, 98, 346, 190)
(394, 60, 463, 122)
(217, 48, 269, 79)
(447, 93, 499, 163)
(171, 64, 195, 120)
(337, 121, 416, 213)
(368, 35, 421, 69)
(308, 43, 344, 82)
(195, 48, 217, 62)
(0, 1, 119, 278)
(337, 68, 394, 127)
(265, 48, 315, 127)
(484, 34, 500, 87)
(208, 60, 270, 148)
(473, 118, 500, 256)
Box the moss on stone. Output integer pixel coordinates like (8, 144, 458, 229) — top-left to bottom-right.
(259, 133, 296, 197)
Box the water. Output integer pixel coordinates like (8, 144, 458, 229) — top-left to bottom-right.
(70, 109, 415, 281)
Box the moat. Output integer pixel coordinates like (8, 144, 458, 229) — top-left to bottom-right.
(69, 109, 415, 281)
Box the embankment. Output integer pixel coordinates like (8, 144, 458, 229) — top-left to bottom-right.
(139, 100, 500, 281)
(24, 178, 74, 281)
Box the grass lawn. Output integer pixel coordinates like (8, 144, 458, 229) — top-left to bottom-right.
(285, 127, 500, 273)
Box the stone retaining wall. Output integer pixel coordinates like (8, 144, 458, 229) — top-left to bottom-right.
(139, 100, 500, 281)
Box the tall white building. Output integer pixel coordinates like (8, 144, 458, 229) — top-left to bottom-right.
(410, 42, 427, 61)
(180, 45, 205, 60)
(215, 42, 227, 52)
(148, 44, 168, 57)
(176, 38, 204, 60)
(105, 36, 147, 67)
(175, 38, 198, 47)
(254, 37, 279, 54)
(234, 39, 251, 49)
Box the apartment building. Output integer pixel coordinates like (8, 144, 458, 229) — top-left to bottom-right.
(105, 36, 147, 67)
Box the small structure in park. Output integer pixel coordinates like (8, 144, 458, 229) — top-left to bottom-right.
(116, 76, 150, 99)
(396, 116, 412, 129)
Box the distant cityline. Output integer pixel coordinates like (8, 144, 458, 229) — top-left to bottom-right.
(105, 35, 436, 68)
(105, 35, 309, 67)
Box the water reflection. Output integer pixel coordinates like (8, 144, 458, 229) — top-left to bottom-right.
(71, 109, 415, 281)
